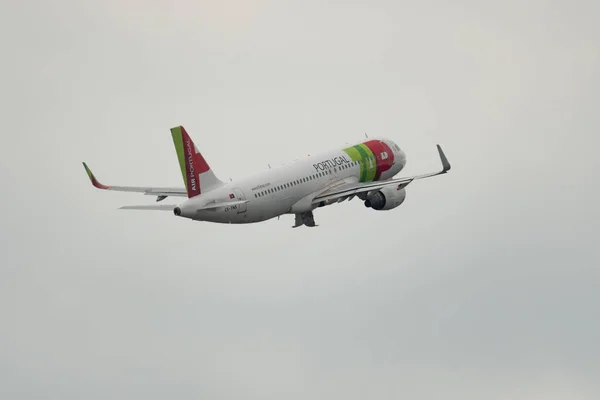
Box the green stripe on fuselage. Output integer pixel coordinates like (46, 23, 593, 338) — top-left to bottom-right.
(343, 143, 378, 182)
(357, 143, 377, 181)
(342, 146, 363, 179)
(170, 126, 188, 190)
(353, 145, 370, 182)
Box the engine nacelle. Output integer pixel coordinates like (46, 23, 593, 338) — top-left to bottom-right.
(364, 187, 406, 210)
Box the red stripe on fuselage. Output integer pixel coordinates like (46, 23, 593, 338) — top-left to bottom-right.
(363, 140, 395, 180)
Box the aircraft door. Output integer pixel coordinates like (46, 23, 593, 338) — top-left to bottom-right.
(233, 188, 247, 213)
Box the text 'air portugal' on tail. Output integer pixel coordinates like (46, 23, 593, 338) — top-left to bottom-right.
(170, 126, 224, 198)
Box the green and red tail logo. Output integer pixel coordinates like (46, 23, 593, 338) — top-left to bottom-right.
(171, 126, 211, 198)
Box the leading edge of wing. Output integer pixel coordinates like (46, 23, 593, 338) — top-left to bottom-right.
(82, 162, 187, 197)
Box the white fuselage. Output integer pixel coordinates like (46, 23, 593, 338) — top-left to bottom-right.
(177, 138, 406, 223)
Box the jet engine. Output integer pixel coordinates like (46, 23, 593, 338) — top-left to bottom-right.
(364, 187, 406, 210)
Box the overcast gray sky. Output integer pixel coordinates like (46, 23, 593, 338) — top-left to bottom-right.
(1, 1, 599, 399)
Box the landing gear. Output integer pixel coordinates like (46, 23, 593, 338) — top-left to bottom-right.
(292, 211, 318, 228)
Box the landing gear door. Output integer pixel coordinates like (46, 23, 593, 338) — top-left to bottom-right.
(233, 188, 247, 213)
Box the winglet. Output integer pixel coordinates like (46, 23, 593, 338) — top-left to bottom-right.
(436, 145, 451, 173)
(82, 162, 110, 190)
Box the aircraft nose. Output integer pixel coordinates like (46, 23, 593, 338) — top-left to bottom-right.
(397, 148, 407, 169)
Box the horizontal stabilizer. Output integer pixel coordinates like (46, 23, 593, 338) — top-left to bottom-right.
(119, 204, 178, 211)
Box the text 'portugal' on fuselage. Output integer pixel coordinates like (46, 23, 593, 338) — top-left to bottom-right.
(83, 126, 450, 228)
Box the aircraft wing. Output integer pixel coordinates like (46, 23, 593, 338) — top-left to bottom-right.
(312, 144, 451, 205)
(83, 162, 187, 200)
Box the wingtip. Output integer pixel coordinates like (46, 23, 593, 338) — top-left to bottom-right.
(82, 162, 110, 189)
(436, 144, 451, 172)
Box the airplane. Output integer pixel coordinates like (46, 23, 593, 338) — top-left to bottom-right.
(83, 126, 451, 227)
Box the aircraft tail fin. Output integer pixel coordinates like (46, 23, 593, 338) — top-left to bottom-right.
(170, 126, 224, 198)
